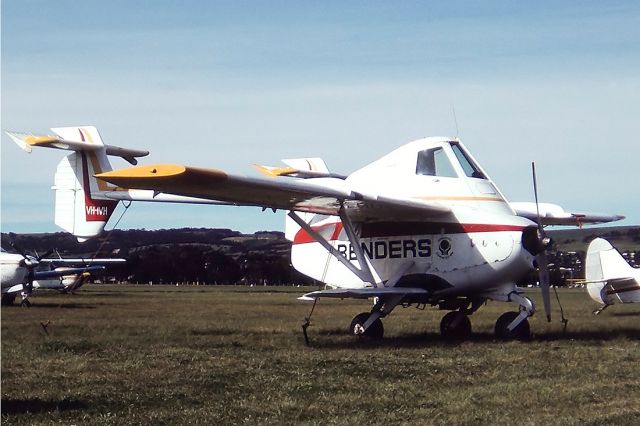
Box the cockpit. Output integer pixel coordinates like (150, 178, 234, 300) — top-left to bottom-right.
(416, 142, 486, 179)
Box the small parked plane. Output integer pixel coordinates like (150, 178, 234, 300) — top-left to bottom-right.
(1, 247, 125, 306)
(5, 126, 625, 339)
(585, 238, 640, 315)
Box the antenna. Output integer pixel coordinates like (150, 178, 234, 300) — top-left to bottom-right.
(452, 105, 459, 139)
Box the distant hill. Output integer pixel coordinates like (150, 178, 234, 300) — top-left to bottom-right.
(548, 225, 640, 253)
(1, 228, 305, 285)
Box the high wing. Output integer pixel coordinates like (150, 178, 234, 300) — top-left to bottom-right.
(509, 202, 625, 226)
(33, 266, 105, 280)
(96, 164, 452, 222)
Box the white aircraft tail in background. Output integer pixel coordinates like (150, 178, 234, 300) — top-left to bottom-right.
(585, 238, 640, 314)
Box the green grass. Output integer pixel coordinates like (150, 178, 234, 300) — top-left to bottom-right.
(2, 285, 639, 425)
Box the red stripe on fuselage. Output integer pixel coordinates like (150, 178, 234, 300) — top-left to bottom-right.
(293, 221, 525, 245)
(293, 222, 344, 244)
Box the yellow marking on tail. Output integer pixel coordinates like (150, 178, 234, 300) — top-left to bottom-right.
(24, 135, 61, 146)
(254, 164, 298, 177)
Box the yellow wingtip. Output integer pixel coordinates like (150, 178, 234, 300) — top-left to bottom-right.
(96, 164, 187, 179)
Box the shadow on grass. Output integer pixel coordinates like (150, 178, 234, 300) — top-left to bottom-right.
(306, 328, 640, 349)
(535, 328, 640, 341)
(1, 398, 88, 415)
(6, 303, 97, 309)
(610, 311, 640, 317)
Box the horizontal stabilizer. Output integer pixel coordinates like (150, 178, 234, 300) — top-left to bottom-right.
(5, 127, 149, 165)
(6, 131, 101, 153)
(255, 157, 346, 179)
(282, 158, 330, 173)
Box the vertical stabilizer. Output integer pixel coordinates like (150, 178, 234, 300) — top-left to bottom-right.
(585, 238, 638, 305)
(7, 125, 147, 241)
(53, 151, 117, 241)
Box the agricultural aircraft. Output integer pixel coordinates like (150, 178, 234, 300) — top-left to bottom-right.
(5, 126, 625, 339)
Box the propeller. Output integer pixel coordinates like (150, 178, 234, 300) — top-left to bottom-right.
(532, 162, 552, 322)
(9, 239, 55, 304)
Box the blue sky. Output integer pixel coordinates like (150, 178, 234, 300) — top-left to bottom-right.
(2, 1, 638, 234)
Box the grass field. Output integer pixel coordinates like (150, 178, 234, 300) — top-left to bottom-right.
(2, 285, 639, 425)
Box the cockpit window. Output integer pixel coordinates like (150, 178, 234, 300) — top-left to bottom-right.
(416, 147, 457, 178)
(450, 142, 486, 179)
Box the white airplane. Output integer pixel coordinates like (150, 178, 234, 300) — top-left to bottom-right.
(585, 238, 640, 315)
(5, 126, 625, 339)
(1, 244, 126, 306)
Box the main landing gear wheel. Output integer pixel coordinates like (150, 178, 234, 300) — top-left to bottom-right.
(349, 312, 384, 339)
(440, 311, 472, 340)
(2, 293, 16, 306)
(495, 311, 531, 340)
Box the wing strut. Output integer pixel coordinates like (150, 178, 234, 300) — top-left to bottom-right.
(287, 207, 379, 287)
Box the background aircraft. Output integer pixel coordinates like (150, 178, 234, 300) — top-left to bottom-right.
(585, 237, 640, 314)
(6, 126, 624, 339)
(1, 245, 125, 306)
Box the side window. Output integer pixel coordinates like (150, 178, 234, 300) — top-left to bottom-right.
(451, 143, 486, 179)
(416, 147, 457, 178)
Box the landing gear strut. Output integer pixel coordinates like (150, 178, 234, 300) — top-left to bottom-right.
(495, 311, 530, 340)
(485, 289, 534, 340)
(20, 292, 32, 307)
(593, 304, 610, 316)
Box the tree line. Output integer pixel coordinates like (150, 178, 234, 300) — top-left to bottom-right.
(2, 226, 638, 286)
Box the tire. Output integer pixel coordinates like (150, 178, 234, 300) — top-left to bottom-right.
(349, 312, 384, 339)
(1, 293, 17, 306)
(495, 311, 531, 340)
(440, 311, 472, 340)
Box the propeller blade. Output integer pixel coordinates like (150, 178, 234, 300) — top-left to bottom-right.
(532, 162, 551, 322)
(24, 268, 35, 296)
(537, 253, 552, 322)
(531, 162, 544, 232)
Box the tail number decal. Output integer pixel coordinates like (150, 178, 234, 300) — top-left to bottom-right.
(85, 200, 116, 221)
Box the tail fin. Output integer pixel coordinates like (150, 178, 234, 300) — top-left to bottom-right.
(6, 126, 148, 242)
(585, 238, 639, 304)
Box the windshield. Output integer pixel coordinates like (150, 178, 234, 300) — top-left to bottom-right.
(450, 142, 486, 179)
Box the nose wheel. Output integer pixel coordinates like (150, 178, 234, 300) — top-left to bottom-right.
(440, 311, 472, 340)
(349, 312, 384, 339)
(495, 311, 531, 340)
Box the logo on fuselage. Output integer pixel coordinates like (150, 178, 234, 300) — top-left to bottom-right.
(437, 237, 453, 258)
(337, 239, 432, 260)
